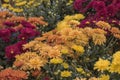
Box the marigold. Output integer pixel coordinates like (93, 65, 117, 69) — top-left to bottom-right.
(94, 58, 110, 72)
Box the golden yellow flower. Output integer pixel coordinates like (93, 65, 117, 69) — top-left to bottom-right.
(109, 51, 120, 74)
(50, 58, 63, 64)
(73, 14, 85, 20)
(56, 21, 70, 31)
(28, 57, 44, 70)
(15, 1, 27, 6)
(4, 0, 9, 3)
(71, 45, 85, 54)
(61, 47, 69, 54)
(96, 21, 111, 30)
(92, 34, 106, 45)
(62, 63, 69, 69)
(2, 4, 9, 8)
(99, 74, 110, 80)
(94, 58, 110, 72)
(14, 52, 46, 70)
(61, 71, 72, 77)
(76, 67, 85, 74)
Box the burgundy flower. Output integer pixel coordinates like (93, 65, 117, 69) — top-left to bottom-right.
(95, 8, 107, 19)
(92, 1, 106, 11)
(5, 44, 21, 59)
(16, 41, 26, 51)
(107, 4, 118, 17)
(21, 20, 35, 29)
(18, 28, 39, 40)
(0, 29, 11, 42)
(74, 0, 88, 12)
(3, 22, 15, 27)
(43, 77, 50, 80)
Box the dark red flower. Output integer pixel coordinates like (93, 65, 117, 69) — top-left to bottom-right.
(21, 20, 35, 29)
(3, 22, 15, 27)
(5, 44, 21, 59)
(0, 29, 11, 42)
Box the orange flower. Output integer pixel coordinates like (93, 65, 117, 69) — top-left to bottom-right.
(32, 69, 41, 77)
(0, 68, 28, 80)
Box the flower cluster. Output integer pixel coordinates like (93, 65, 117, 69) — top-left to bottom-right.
(0, 68, 28, 80)
(74, 0, 120, 27)
(0, 11, 48, 60)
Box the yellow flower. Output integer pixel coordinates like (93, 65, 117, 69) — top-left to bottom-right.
(92, 34, 106, 45)
(62, 63, 69, 69)
(61, 48, 69, 54)
(76, 67, 85, 74)
(15, 1, 27, 6)
(72, 45, 84, 54)
(73, 14, 85, 20)
(50, 58, 63, 64)
(61, 71, 72, 77)
(28, 57, 44, 70)
(94, 58, 110, 72)
(109, 51, 120, 74)
(4, 0, 9, 2)
(56, 21, 70, 31)
(2, 4, 9, 8)
(12, 8, 23, 13)
(99, 74, 110, 80)
(15, 52, 46, 70)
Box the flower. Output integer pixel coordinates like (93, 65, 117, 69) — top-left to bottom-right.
(28, 57, 44, 70)
(21, 20, 36, 29)
(109, 51, 120, 74)
(62, 63, 69, 69)
(99, 74, 110, 80)
(5, 44, 21, 59)
(76, 67, 85, 74)
(94, 58, 110, 72)
(50, 58, 63, 64)
(0, 68, 28, 80)
(0, 28, 11, 42)
(96, 21, 111, 30)
(71, 45, 84, 54)
(14, 52, 46, 70)
(61, 71, 72, 77)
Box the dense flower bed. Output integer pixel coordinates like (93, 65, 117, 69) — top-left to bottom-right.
(0, 0, 120, 80)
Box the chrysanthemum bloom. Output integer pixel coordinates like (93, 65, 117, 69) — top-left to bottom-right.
(62, 63, 69, 69)
(0, 28, 11, 42)
(14, 52, 46, 70)
(0, 68, 28, 80)
(5, 41, 26, 59)
(96, 21, 111, 30)
(71, 44, 85, 54)
(61, 70, 72, 77)
(18, 27, 39, 40)
(109, 51, 120, 74)
(94, 58, 110, 72)
(50, 58, 63, 64)
(5, 44, 21, 59)
(21, 20, 36, 29)
(99, 74, 110, 80)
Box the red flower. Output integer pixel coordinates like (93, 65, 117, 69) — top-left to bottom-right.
(0, 29, 11, 42)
